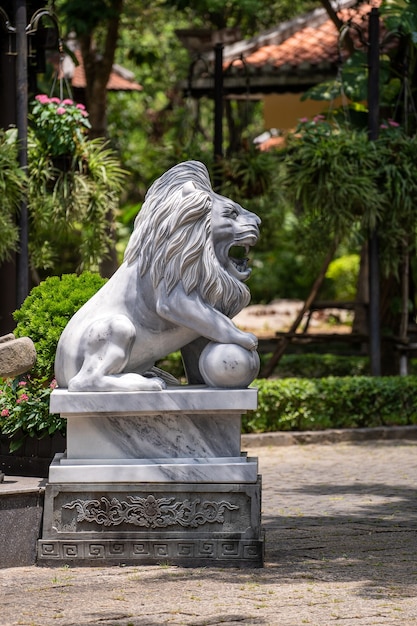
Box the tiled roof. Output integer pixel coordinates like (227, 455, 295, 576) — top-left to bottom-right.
(62, 49, 142, 92)
(238, 0, 381, 70)
(188, 0, 383, 96)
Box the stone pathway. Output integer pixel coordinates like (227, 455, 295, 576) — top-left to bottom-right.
(1, 439, 417, 625)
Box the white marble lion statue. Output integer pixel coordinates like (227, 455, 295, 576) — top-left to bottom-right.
(55, 160, 260, 391)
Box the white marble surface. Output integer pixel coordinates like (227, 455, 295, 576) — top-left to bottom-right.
(54, 161, 261, 393)
(66, 413, 242, 459)
(49, 453, 259, 484)
(48, 385, 260, 486)
(50, 387, 258, 414)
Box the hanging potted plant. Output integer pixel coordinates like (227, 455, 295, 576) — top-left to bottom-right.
(30, 93, 91, 170)
(26, 94, 127, 279)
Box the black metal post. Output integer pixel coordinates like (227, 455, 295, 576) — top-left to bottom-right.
(213, 42, 223, 191)
(15, 0, 29, 307)
(368, 7, 381, 375)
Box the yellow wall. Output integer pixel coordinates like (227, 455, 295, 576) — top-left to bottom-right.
(264, 93, 343, 130)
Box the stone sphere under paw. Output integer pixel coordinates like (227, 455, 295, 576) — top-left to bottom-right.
(199, 342, 260, 388)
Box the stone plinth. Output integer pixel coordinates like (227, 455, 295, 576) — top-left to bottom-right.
(38, 387, 264, 567)
(38, 479, 263, 567)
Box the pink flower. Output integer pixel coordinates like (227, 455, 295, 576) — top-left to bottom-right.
(313, 114, 325, 122)
(35, 94, 50, 104)
(1, 408, 9, 417)
(62, 99, 74, 106)
(16, 393, 29, 403)
(380, 124, 388, 129)
(18, 381, 27, 386)
(50, 97, 60, 104)
(76, 103, 86, 110)
(388, 119, 400, 127)
(50, 379, 57, 390)
(299, 117, 309, 123)
(81, 110, 89, 117)
(56, 107, 66, 115)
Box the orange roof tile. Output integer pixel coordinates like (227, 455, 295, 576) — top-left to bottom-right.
(63, 49, 142, 92)
(188, 0, 385, 96)
(229, 1, 381, 72)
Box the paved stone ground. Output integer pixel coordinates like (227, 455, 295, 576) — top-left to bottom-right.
(1, 439, 417, 626)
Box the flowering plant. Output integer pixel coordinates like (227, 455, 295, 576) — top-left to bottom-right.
(294, 114, 334, 142)
(0, 375, 64, 451)
(30, 94, 91, 157)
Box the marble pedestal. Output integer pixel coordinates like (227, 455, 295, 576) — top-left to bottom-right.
(38, 387, 264, 567)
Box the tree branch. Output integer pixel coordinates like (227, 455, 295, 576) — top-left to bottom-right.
(261, 240, 338, 378)
(319, 0, 355, 56)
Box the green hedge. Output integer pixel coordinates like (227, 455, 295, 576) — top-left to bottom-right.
(244, 376, 417, 433)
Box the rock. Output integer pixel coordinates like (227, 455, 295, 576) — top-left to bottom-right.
(0, 334, 37, 378)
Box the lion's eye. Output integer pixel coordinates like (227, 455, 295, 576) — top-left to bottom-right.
(229, 208, 239, 219)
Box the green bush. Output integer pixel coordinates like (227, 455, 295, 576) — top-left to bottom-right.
(244, 376, 417, 433)
(0, 272, 107, 449)
(13, 272, 107, 379)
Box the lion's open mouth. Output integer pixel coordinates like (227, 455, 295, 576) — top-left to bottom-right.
(228, 244, 251, 279)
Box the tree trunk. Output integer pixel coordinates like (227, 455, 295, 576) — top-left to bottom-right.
(78, 0, 123, 139)
(352, 243, 369, 336)
(77, 0, 123, 276)
(399, 240, 410, 342)
(319, 0, 355, 55)
(379, 274, 401, 375)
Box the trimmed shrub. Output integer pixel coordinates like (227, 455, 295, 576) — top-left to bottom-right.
(244, 376, 417, 433)
(13, 272, 107, 379)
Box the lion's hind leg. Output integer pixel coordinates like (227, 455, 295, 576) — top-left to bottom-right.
(68, 315, 166, 392)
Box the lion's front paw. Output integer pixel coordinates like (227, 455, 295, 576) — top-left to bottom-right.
(68, 372, 167, 392)
(142, 376, 167, 391)
(240, 332, 258, 351)
(122, 373, 167, 391)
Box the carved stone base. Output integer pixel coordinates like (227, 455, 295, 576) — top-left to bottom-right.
(38, 537, 263, 567)
(38, 388, 264, 567)
(38, 480, 264, 567)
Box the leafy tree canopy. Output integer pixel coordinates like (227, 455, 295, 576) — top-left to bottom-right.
(163, 0, 317, 32)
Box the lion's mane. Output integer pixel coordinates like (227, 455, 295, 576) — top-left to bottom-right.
(124, 161, 250, 318)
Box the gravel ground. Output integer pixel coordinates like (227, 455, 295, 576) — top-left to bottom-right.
(2, 439, 417, 626)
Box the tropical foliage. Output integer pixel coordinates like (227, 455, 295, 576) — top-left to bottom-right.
(278, 116, 417, 278)
(27, 131, 127, 277)
(0, 130, 24, 263)
(1, 98, 127, 279)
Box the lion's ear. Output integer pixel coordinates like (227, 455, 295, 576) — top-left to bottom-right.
(182, 181, 197, 197)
